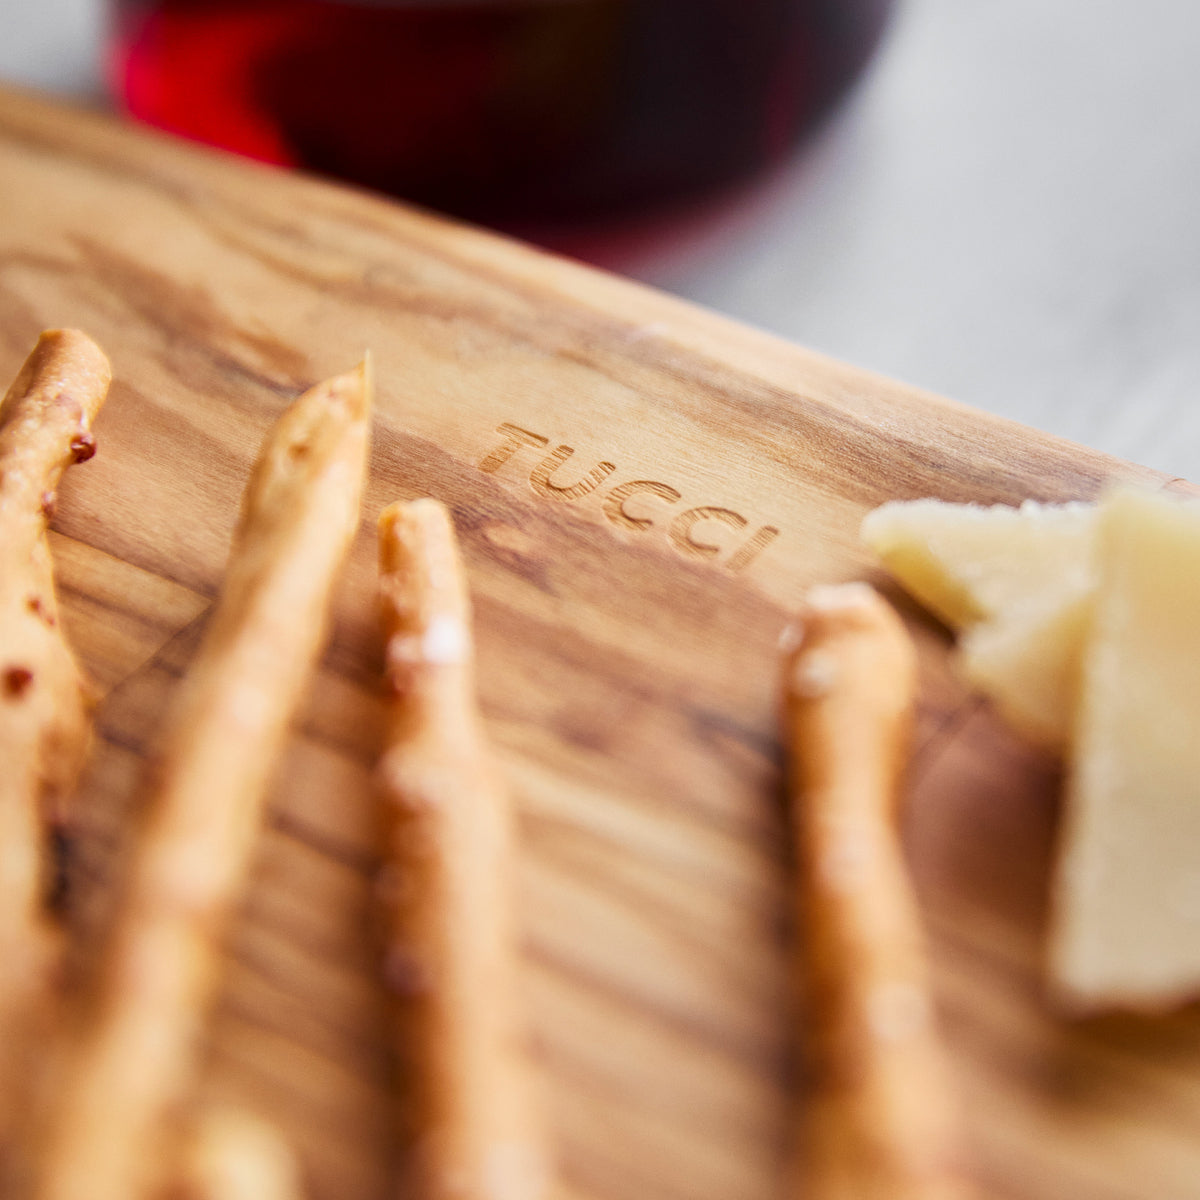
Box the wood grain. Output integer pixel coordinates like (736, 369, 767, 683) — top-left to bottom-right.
(1, 83, 1198, 1200)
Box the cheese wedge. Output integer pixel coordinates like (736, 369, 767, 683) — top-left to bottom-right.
(862, 498, 1096, 745)
(1048, 488, 1200, 1009)
(959, 595, 1091, 747)
(861, 498, 1095, 629)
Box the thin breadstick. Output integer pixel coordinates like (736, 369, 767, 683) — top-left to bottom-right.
(18, 361, 372, 1200)
(174, 1107, 304, 1200)
(782, 583, 972, 1200)
(376, 499, 549, 1200)
(0, 330, 110, 1143)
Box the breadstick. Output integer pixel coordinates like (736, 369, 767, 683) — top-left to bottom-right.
(782, 584, 972, 1200)
(0, 330, 110, 1144)
(18, 361, 372, 1200)
(376, 499, 549, 1200)
(174, 1107, 304, 1200)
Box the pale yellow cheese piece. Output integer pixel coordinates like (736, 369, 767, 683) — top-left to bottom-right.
(959, 596, 1091, 747)
(861, 498, 1096, 745)
(1049, 488, 1200, 1010)
(861, 498, 1096, 629)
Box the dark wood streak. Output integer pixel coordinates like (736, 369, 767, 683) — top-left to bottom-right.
(523, 935, 789, 1086)
(524, 821, 789, 1025)
(74, 237, 312, 390)
(144, 166, 1154, 509)
(267, 808, 380, 877)
(5, 91, 1132, 514)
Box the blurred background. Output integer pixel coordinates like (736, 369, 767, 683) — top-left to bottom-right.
(3, 0, 1200, 480)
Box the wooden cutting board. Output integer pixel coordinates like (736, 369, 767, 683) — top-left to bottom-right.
(3, 83, 1198, 1200)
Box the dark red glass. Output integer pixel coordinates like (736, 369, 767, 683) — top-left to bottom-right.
(108, 0, 891, 224)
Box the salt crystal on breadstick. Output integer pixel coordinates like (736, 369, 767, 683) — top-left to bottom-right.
(782, 583, 973, 1200)
(17, 360, 371, 1200)
(175, 1107, 305, 1200)
(0, 330, 110, 1148)
(376, 499, 550, 1200)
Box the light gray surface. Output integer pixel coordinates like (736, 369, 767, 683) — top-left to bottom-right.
(604, 0, 1200, 481)
(3, 0, 1198, 479)
(0, 0, 105, 100)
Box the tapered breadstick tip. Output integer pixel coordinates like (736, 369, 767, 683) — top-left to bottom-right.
(307, 355, 372, 422)
(11, 329, 112, 411)
(333, 355, 372, 420)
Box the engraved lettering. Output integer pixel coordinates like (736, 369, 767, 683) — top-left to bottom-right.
(477, 418, 783, 576)
(727, 525, 781, 574)
(668, 507, 748, 559)
(602, 480, 681, 531)
(479, 423, 549, 474)
(530, 446, 617, 501)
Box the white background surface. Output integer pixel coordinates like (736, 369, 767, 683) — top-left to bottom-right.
(3, 0, 1199, 480)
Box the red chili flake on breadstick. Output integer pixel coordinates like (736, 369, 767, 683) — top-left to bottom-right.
(25, 595, 54, 627)
(175, 1106, 305, 1200)
(3, 666, 34, 698)
(68, 432, 96, 463)
(781, 583, 976, 1200)
(376, 498, 551, 1200)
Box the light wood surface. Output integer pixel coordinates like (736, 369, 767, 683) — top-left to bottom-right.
(1, 84, 1198, 1200)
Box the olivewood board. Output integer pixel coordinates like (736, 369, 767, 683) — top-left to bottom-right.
(3, 83, 1199, 1200)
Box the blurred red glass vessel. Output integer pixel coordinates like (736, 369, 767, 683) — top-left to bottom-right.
(109, 0, 891, 224)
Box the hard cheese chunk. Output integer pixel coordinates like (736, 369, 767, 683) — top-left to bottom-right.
(1049, 488, 1200, 1009)
(861, 498, 1095, 629)
(959, 596, 1092, 749)
(862, 498, 1096, 745)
